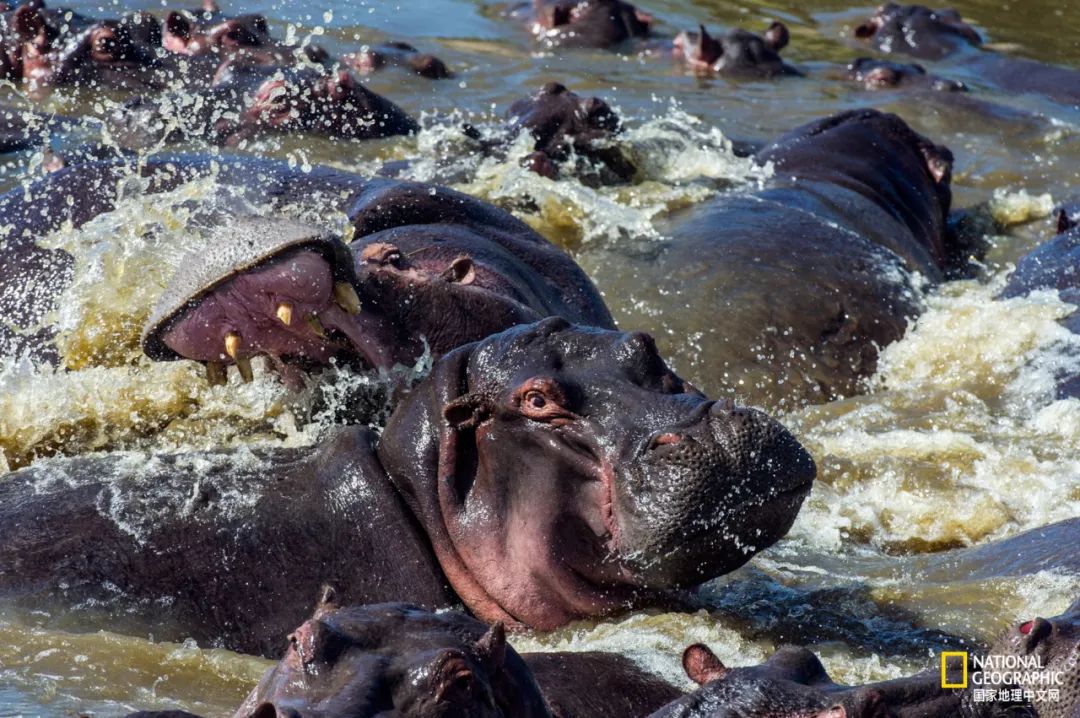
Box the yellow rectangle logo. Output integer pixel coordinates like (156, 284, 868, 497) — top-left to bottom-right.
(941, 651, 968, 688)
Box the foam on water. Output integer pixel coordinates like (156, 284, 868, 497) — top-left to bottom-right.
(787, 278, 1080, 554)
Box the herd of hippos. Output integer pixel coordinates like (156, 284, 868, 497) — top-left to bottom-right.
(0, 0, 1077, 716)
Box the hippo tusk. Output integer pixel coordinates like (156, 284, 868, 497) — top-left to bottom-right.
(225, 331, 242, 360)
(307, 315, 327, 338)
(235, 357, 254, 383)
(276, 302, 294, 326)
(333, 282, 362, 315)
(205, 361, 227, 386)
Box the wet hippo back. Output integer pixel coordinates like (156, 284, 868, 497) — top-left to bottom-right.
(586, 109, 956, 409)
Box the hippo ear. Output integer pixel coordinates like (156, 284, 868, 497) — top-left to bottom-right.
(1056, 208, 1077, 235)
(312, 583, 339, 618)
(475, 621, 507, 673)
(854, 22, 877, 39)
(682, 644, 728, 685)
(440, 256, 476, 285)
(444, 393, 490, 430)
(918, 142, 953, 185)
(765, 21, 789, 51)
(165, 11, 192, 40)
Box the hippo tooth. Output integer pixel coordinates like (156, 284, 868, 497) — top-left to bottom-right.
(307, 315, 327, 338)
(333, 282, 362, 315)
(224, 332, 242, 360)
(276, 302, 294, 326)
(235, 357, 254, 383)
(205, 361, 227, 387)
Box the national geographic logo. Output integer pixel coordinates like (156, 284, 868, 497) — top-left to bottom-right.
(941, 651, 968, 689)
(940, 651, 1067, 705)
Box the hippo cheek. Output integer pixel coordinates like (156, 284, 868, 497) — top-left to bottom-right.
(611, 403, 815, 588)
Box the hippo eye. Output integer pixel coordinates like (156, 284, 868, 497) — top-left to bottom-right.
(513, 378, 579, 424)
(526, 391, 547, 409)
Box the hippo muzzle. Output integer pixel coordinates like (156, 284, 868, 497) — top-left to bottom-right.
(617, 400, 815, 587)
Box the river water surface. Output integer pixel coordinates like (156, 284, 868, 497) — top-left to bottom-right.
(1, 0, 1079, 715)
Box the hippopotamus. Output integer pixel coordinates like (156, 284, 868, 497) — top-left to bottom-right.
(0, 156, 602, 372)
(671, 22, 798, 78)
(583, 108, 957, 408)
(493, 81, 634, 182)
(854, 4, 1080, 107)
(983, 597, 1080, 718)
(0, 317, 816, 655)
(512, 0, 652, 48)
(845, 57, 963, 92)
(342, 41, 451, 79)
(108, 62, 416, 149)
(998, 204, 1080, 398)
(228, 600, 683, 718)
(161, 6, 270, 57)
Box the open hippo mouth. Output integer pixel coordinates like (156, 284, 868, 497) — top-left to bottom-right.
(377, 318, 817, 629)
(142, 217, 406, 386)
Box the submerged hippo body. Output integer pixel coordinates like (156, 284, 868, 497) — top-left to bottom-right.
(516, 0, 652, 48)
(0, 319, 816, 655)
(1000, 206, 1080, 398)
(586, 109, 956, 408)
(231, 602, 682, 718)
(855, 4, 1080, 107)
(0, 156, 607, 372)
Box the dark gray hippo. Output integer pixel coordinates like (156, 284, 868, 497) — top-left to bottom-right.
(584, 108, 958, 409)
(109, 62, 416, 149)
(228, 599, 682, 718)
(0, 156, 607, 374)
(511, 0, 652, 48)
(854, 4, 1080, 107)
(0, 318, 816, 655)
(999, 204, 1080, 398)
(342, 40, 451, 80)
(671, 22, 798, 78)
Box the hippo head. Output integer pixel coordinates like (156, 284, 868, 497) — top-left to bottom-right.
(234, 599, 552, 718)
(6, 3, 53, 82)
(343, 41, 452, 80)
(377, 318, 816, 629)
(532, 0, 651, 48)
(504, 82, 632, 180)
(673, 22, 797, 78)
(846, 58, 965, 91)
(756, 109, 955, 270)
(217, 65, 418, 144)
(854, 4, 982, 60)
(988, 598, 1080, 718)
(163, 10, 270, 55)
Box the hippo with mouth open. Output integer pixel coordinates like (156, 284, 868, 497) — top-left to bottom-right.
(0, 318, 815, 655)
(854, 4, 1080, 107)
(584, 108, 958, 408)
(0, 156, 607, 372)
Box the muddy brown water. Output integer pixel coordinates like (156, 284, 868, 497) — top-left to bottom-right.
(0, 0, 1078, 715)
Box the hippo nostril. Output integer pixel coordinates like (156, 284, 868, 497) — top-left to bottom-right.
(709, 399, 737, 416)
(653, 433, 682, 447)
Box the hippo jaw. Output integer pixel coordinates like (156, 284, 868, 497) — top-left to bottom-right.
(854, 4, 982, 60)
(379, 319, 816, 630)
(143, 219, 411, 388)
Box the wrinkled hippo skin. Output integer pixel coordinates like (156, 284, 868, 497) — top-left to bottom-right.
(342, 40, 451, 79)
(231, 602, 682, 718)
(672, 22, 798, 78)
(517, 0, 651, 48)
(1000, 205, 1080, 398)
(0, 318, 816, 655)
(855, 4, 1080, 106)
(584, 109, 957, 408)
(497, 81, 634, 182)
(0, 156, 604, 372)
(110, 63, 416, 149)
